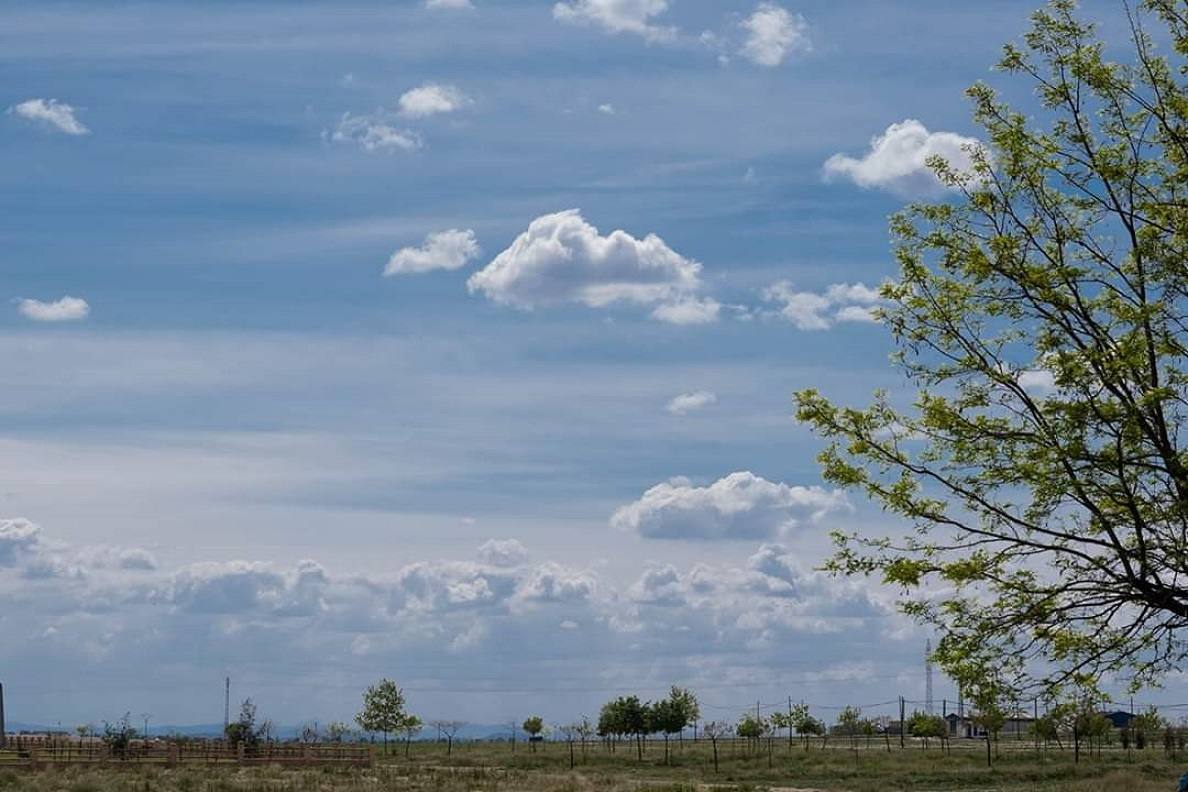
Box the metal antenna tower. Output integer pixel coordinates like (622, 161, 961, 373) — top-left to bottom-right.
(925, 639, 935, 714)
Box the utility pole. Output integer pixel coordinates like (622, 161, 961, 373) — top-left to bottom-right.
(141, 713, 151, 741)
(0, 681, 6, 749)
(788, 697, 794, 751)
(899, 696, 905, 749)
(224, 677, 231, 732)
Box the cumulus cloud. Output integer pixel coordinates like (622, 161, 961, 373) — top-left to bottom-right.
(553, 0, 676, 42)
(426, 0, 473, 8)
(398, 83, 472, 118)
(740, 3, 810, 67)
(824, 119, 982, 197)
(17, 296, 90, 322)
(666, 390, 717, 415)
(598, 103, 616, 115)
(650, 297, 721, 325)
(467, 209, 714, 323)
(0, 521, 912, 722)
(763, 281, 883, 330)
(1019, 369, 1056, 393)
(610, 471, 850, 541)
(385, 229, 481, 276)
(477, 538, 529, 567)
(516, 562, 596, 604)
(8, 98, 89, 135)
(0, 518, 41, 566)
(629, 563, 686, 605)
(330, 113, 422, 152)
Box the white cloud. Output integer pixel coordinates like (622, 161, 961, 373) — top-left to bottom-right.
(740, 3, 810, 67)
(0, 520, 913, 723)
(398, 83, 472, 118)
(385, 229, 481, 276)
(553, 0, 675, 42)
(331, 113, 422, 152)
(425, 0, 474, 8)
(17, 296, 90, 322)
(823, 119, 982, 197)
(610, 471, 849, 541)
(665, 390, 717, 415)
(0, 518, 41, 566)
(598, 103, 616, 115)
(8, 98, 89, 135)
(468, 209, 715, 324)
(1019, 369, 1056, 393)
(650, 297, 720, 325)
(763, 281, 882, 330)
(476, 538, 529, 567)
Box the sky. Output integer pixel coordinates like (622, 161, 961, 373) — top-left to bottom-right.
(0, 0, 1167, 732)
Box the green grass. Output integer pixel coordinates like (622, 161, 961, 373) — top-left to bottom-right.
(0, 738, 1185, 791)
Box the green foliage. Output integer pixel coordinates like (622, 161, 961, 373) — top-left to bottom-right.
(796, 0, 1188, 701)
(907, 711, 947, 742)
(101, 713, 138, 759)
(225, 699, 266, 751)
(667, 686, 700, 733)
(523, 716, 545, 738)
(789, 703, 825, 738)
(355, 679, 410, 747)
(735, 714, 768, 740)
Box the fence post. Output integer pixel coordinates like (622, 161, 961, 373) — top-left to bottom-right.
(237, 742, 246, 764)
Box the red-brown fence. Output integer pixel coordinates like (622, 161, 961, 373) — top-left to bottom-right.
(0, 737, 372, 770)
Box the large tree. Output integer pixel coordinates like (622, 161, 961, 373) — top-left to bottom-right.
(796, 0, 1188, 702)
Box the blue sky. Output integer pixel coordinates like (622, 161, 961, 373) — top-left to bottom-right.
(0, 0, 1163, 730)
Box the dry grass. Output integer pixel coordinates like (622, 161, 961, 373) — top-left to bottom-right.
(0, 739, 1184, 792)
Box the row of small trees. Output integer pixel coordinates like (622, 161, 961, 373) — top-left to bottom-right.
(594, 686, 700, 763)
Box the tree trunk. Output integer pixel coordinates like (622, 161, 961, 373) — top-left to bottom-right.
(711, 739, 718, 773)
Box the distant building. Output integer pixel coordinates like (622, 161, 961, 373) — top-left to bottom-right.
(945, 712, 1035, 738)
(1104, 711, 1135, 729)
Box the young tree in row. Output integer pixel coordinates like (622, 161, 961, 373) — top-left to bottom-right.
(789, 703, 825, 750)
(433, 720, 464, 756)
(401, 715, 423, 758)
(735, 713, 768, 753)
(356, 678, 409, 753)
(702, 721, 730, 773)
(907, 711, 947, 750)
(522, 715, 545, 751)
(794, 0, 1188, 706)
(668, 686, 700, 742)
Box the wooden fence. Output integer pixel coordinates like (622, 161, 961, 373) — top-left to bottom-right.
(0, 737, 372, 770)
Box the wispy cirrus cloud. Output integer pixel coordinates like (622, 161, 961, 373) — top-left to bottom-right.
(553, 0, 676, 43)
(665, 390, 717, 415)
(330, 113, 422, 152)
(740, 3, 810, 66)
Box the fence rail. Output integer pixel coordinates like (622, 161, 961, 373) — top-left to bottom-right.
(0, 738, 372, 769)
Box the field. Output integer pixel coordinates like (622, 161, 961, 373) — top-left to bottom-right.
(2, 737, 1187, 791)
